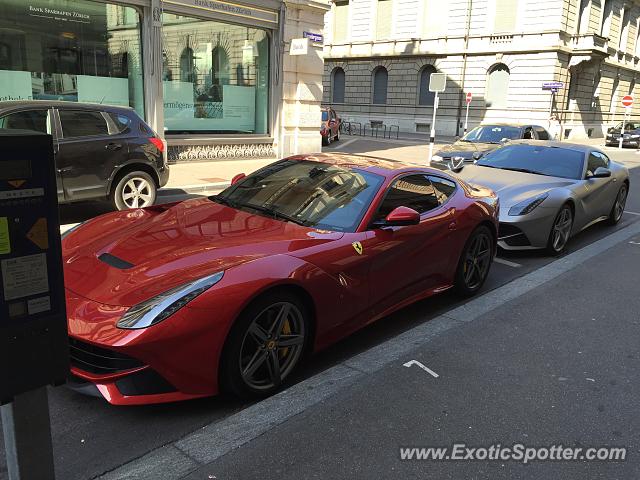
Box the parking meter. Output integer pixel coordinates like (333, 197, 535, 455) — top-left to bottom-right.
(0, 130, 69, 404)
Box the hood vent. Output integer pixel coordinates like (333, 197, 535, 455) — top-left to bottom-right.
(98, 253, 135, 270)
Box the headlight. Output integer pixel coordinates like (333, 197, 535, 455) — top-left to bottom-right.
(116, 271, 224, 329)
(508, 193, 549, 216)
(431, 155, 443, 162)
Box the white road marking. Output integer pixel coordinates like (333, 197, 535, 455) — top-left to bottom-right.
(329, 138, 358, 150)
(403, 360, 439, 378)
(624, 211, 640, 216)
(494, 257, 522, 268)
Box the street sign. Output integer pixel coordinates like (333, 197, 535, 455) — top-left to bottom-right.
(465, 92, 472, 104)
(289, 38, 308, 56)
(622, 95, 633, 107)
(542, 81, 564, 92)
(303, 31, 323, 43)
(428, 73, 446, 92)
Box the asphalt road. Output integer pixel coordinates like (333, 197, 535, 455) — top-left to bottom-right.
(1, 142, 639, 479)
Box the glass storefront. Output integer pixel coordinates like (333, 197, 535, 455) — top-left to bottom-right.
(161, 13, 269, 135)
(0, 0, 144, 116)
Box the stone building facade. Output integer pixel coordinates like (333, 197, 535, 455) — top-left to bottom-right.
(322, 0, 640, 139)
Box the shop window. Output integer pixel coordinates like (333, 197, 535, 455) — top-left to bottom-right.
(418, 66, 437, 106)
(485, 63, 510, 109)
(372, 67, 388, 105)
(162, 14, 269, 135)
(0, 1, 144, 116)
(332, 67, 345, 103)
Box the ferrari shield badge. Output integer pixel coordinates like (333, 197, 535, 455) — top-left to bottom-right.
(352, 241, 363, 255)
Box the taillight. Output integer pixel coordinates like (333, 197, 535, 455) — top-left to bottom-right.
(149, 137, 165, 153)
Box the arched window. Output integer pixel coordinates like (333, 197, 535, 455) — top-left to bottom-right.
(210, 46, 230, 102)
(418, 65, 437, 106)
(332, 67, 345, 103)
(485, 63, 510, 108)
(180, 47, 195, 83)
(372, 66, 388, 104)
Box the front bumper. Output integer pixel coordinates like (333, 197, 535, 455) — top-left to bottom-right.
(606, 135, 640, 147)
(497, 207, 559, 250)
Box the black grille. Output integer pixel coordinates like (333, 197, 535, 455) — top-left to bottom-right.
(69, 337, 144, 375)
(498, 223, 531, 247)
(98, 253, 134, 270)
(115, 368, 177, 396)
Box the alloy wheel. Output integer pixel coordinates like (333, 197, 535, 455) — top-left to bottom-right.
(614, 185, 628, 222)
(122, 177, 153, 208)
(463, 232, 492, 290)
(239, 302, 306, 391)
(551, 207, 573, 252)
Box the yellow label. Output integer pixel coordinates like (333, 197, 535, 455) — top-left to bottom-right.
(352, 241, 363, 255)
(27, 218, 48, 250)
(0, 217, 10, 254)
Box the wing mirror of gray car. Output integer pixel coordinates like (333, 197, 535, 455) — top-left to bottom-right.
(589, 167, 612, 179)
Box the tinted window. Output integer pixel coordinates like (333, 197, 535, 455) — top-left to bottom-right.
(462, 125, 521, 143)
(477, 145, 585, 179)
(375, 175, 439, 221)
(59, 110, 108, 138)
(534, 127, 549, 140)
(216, 159, 385, 233)
(522, 127, 534, 139)
(108, 113, 132, 133)
(0, 110, 48, 133)
(586, 152, 609, 176)
(428, 176, 457, 204)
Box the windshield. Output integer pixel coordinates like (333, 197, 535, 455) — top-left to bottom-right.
(462, 125, 522, 143)
(213, 159, 385, 232)
(477, 145, 585, 179)
(321, 111, 329, 122)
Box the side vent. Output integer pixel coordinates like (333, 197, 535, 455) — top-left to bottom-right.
(98, 253, 134, 270)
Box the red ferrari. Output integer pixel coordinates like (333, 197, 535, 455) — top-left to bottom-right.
(63, 154, 498, 405)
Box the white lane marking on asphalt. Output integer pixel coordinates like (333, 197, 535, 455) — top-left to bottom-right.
(624, 211, 640, 216)
(403, 360, 439, 378)
(494, 257, 522, 268)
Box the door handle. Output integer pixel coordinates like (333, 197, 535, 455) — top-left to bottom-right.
(105, 143, 123, 150)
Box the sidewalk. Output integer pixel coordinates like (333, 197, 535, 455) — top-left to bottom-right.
(100, 215, 640, 480)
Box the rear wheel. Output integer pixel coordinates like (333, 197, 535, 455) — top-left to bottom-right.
(607, 183, 628, 225)
(454, 225, 494, 297)
(546, 204, 573, 255)
(111, 171, 156, 210)
(220, 291, 309, 399)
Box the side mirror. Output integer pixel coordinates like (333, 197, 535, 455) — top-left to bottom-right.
(472, 152, 483, 161)
(376, 206, 420, 227)
(231, 173, 246, 185)
(500, 137, 510, 144)
(588, 167, 612, 179)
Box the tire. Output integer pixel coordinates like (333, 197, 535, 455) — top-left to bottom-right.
(607, 183, 628, 225)
(335, 129, 340, 142)
(219, 291, 310, 399)
(111, 171, 157, 210)
(546, 204, 573, 255)
(454, 225, 494, 297)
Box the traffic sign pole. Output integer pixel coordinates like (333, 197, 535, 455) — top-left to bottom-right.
(620, 95, 634, 149)
(428, 91, 439, 161)
(464, 92, 472, 135)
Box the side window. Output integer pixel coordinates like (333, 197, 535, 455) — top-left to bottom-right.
(522, 127, 535, 139)
(0, 110, 49, 133)
(59, 110, 109, 138)
(374, 174, 439, 222)
(428, 176, 457, 204)
(106, 113, 132, 134)
(586, 152, 608, 176)
(534, 127, 549, 140)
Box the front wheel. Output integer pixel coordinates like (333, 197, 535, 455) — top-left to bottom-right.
(546, 204, 573, 255)
(111, 171, 156, 210)
(454, 225, 494, 297)
(219, 292, 309, 399)
(607, 183, 628, 225)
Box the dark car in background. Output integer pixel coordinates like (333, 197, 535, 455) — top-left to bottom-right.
(0, 101, 169, 210)
(605, 121, 640, 147)
(430, 123, 551, 171)
(321, 107, 340, 146)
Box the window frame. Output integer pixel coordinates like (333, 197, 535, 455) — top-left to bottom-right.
(485, 63, 510, 109)
(331, 67, 346, 104)
(418, 65, 437, 106)
(372, 66, 388, 105)
(368, 172, 445, 228)
(57, 108, 111, 140)
(586, 151, 610, 178)
(427, 175, 458, 207)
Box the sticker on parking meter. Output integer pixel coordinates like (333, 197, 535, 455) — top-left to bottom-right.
(1, 253, 49, 301)
(0, 217, 9, 254)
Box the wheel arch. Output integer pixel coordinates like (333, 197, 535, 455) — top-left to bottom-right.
(108, 162, 161, 196)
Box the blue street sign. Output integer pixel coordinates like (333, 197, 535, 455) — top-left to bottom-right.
(303, 31, 323, 43)
(542, 81, 564, 91)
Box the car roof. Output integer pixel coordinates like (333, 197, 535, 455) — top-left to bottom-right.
(286, 153, 444, 178)
(505, 139, 599, 153)
(0, 100, 135, 112)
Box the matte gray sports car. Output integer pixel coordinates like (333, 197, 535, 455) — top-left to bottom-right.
(454, 141, 629, 254)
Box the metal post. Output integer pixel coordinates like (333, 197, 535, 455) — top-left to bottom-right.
(464, 100, 470, 135)
(1, 387, 56, 480)
(428, 92, 439, 162)
(619, 108, 627, 149)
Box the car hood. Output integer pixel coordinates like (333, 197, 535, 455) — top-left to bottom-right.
(454, 165, 577, 207)
(436, 141, 501, 159)
(63, 198, 343, 307)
